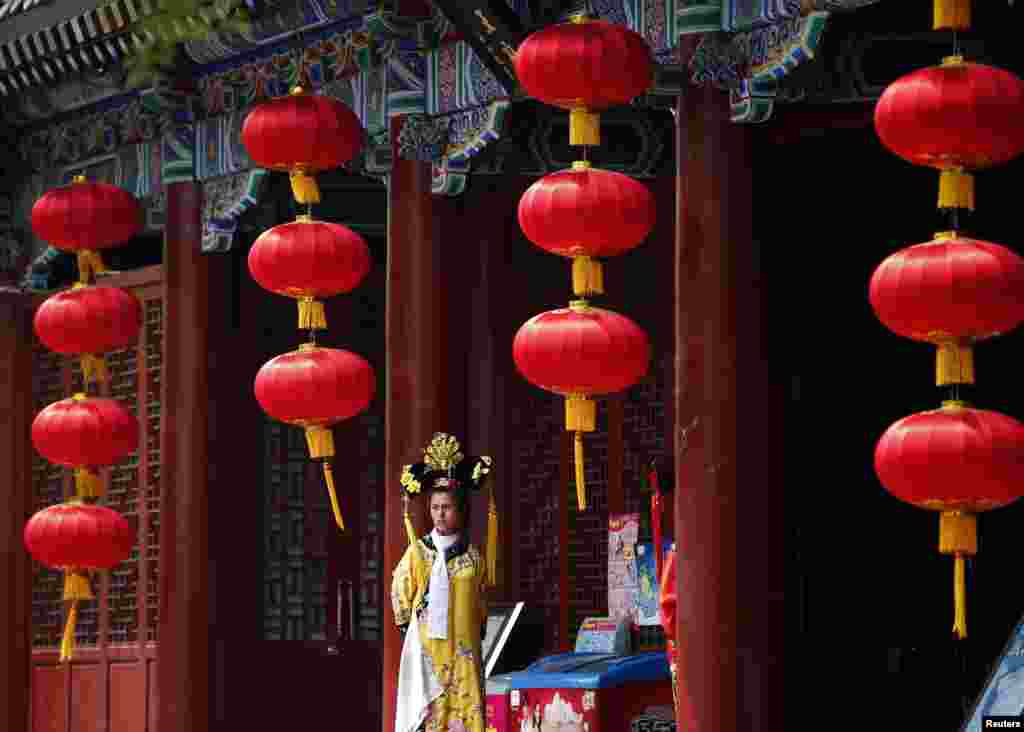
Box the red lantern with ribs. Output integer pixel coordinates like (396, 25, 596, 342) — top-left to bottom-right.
(514, 15, 653, 146)
(518, 161, 655, 297)
(30, 177, 142, 283)
(874, 401, 1024, 639)
(874, 57, 1024, 210)
(24, 502, 134, 661)
(31, 394, 139, 500)
(255, 344, 376, 531)
(34, 285, 141, 385)
(248, 215, 371, 330)
(241, 87, 364, 204)
(869, 232, 1024, 386)
(513, 301, 649, 510)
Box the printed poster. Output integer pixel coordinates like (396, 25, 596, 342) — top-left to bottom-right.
(608, 513, 640, 624)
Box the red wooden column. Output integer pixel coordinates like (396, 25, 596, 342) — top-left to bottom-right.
(382, 119, 467, 732)
(674, 86, 784, 732)
(0, 295, 33, 732)
(158, 181, 212, 732)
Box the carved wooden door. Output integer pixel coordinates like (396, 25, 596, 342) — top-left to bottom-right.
(254, 254, 384, 729)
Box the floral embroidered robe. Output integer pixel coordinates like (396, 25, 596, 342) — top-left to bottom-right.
(392, 535, 488, 732)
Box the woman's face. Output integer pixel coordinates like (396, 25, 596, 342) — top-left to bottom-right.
(430, 490, 461, 535)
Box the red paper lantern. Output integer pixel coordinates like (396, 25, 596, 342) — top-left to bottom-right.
(875, 401, 1024, 638)
(31, 178, 142, 252)
(24, 502, 134, 570)
(518, 161, 655, 296)
(32, 394, 139, 469)
(241, 87, 364, 204)
(514, 16, 653, 146)
(874, 56, 1024, 210)
(255, 344, 375, 426)
(34, 286, 141, 355)
(255, 343, 376, 530)
(23, 501, 134, 661)
(248, 215, 371, 330)
(869, 232, 1024, 385)
(513, 301, 649, 509)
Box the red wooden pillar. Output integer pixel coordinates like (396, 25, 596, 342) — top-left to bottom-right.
(158, 181, 212, 732)
(674, 87, 784, 731)
(0, 295, 33, 732)
(382, 119, 467, 732)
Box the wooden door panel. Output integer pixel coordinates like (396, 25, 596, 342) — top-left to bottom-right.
(70, 666, 102, 732)
(109, 663, 148, 732)
(30, 666, 65, 732)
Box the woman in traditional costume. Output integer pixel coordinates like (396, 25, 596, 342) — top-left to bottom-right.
(392, 432, 495, 732)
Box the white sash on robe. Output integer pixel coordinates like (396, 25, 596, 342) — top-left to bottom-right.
(395, 605, 444, 732)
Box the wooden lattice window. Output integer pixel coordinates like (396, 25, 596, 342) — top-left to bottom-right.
(29, 271, 163, 655)
(262, 418, 331, 641)
(262, 408, 384, 642)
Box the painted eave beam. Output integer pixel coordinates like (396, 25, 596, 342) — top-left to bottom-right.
(430, 0, 525, 95)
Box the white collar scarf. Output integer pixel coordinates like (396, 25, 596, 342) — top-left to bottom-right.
(427, 529, 458, 640)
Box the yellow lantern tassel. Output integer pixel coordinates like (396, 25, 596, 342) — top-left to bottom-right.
(60, 603, 79, 663)
(938, 511, 976, 641)
(953, 554, 967, 640)
(402, 494, 425, 572)
(486, 488, 498, 587)
(934, 0, 970, 30)
(938, 168, 974, 211)
(569, 108, 600, 147)
(565, 393, 596, 511)
(290, 169, 321, 204)
(572, 256, 604, 297)
(303, 426, 342, 532)
(304, 425, 334, 459)
(298, 297, 327, 331)
(81, 354, 108, 385)
(934, 340, 974, 386)
(574, 432, 586, 511)
(403, 496, 419, 547)
(76, 250, 106, 284)
(60, 571, 93, 663)
(321, 461, 345, 532)
(74, 468, 104, 500)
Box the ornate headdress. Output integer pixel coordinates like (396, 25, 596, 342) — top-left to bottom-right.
(400, 432, 492, 499)
(400, 432, 497, 585)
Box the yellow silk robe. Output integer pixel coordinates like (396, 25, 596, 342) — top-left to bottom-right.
(392, 537, 488, 732)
